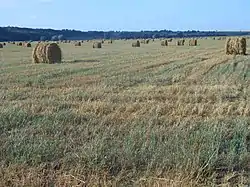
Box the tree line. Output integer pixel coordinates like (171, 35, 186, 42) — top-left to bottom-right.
(0, 26, 249, 42)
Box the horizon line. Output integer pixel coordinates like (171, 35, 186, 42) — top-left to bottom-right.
(1, 25, 250, 33)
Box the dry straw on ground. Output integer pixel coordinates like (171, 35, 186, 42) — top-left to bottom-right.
(132, 40, 140, 47)
(225, 37, 246, 55)
(141, 40, 145, 44)
(189, 39, 197, 46)
(93, 42, 102, 48)
(75, 42, 81, 46)
(161, 40, 168, 46)
(32, 42, 62, 64)
(177, 39, 185, 46)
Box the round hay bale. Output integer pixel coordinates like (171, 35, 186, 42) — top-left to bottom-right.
(132, 40, 140, 47)
(225, 38, 235, 55)
(161, 40, 168, 46)
(32, 42, 62, 64)
(0, 43, 3, 48)
(32, 43, 42, 63)
(108, 40, 113, 44)
(145, 39, 150, 44)
(177, 39, 185, 46)
(3, 43, 6, 46)
(93, 42, 102, 48)
(101, 40, 105, 44)
(189, 39, 197, 46)
(239, 37, 247, 55)
(225, 37, 246, 55)
(25, 43, 32, 47)
(75, 42, 81, 46)
(17, 42, 23, 46)
(168, 38, 173, 42)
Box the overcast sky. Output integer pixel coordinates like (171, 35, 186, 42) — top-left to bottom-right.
(0, 0, 249, 31)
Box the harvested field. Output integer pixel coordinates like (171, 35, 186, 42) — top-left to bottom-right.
(0, 39, 250, 186)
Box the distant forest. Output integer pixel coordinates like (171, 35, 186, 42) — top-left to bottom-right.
(0, 26, 249, 42)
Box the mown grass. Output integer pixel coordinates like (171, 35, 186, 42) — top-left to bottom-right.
(0, 39, 250, 186)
